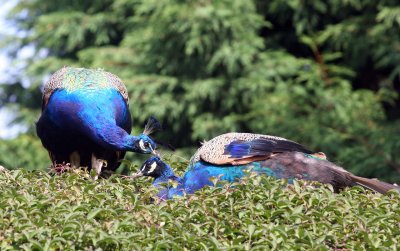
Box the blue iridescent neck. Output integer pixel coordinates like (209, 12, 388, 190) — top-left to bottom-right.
(153, 163, 181, 186)
(151, 162, 186, 200)
(94, 127, 142, 152)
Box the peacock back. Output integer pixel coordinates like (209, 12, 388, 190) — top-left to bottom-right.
(190, 132, 312, 166)
(42, 67, 129, 108)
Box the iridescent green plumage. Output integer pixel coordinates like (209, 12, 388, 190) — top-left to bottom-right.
(42, 67, 128, 108)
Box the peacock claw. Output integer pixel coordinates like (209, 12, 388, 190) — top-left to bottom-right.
(92, 154, 107, 180)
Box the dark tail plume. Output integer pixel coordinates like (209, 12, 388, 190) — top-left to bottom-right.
(350, 175, 400, 194)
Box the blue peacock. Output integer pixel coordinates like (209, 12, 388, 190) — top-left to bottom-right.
(132, 133, 399, 199)
(36, 67, 160, 179)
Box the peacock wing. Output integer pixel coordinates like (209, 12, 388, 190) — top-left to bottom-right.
(191, 132, 313, 166)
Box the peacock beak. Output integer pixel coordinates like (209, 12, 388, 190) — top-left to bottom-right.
(149, 145, 159, 156)
(130, 171, 144, 179)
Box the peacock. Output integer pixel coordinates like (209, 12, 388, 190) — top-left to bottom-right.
(132, 133, 399, 199)
(36, 67, 160, 179)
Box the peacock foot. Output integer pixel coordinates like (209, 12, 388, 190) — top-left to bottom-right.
(91, 154, 108, 180)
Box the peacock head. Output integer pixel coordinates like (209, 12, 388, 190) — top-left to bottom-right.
(135, 116, 162, 155)
(136, 134, 158, 155)
(131, 156, 169, 179)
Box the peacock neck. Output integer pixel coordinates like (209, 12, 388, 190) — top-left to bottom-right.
(153, 164, 182, 186)
(152, 163, 187, 200)
(90, 125, 141, 152)
(120, 134, 142, 152)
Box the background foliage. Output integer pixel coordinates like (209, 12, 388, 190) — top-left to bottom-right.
(0, 0, 400, 182)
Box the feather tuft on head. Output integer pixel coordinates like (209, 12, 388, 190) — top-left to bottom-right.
(143, 116, 162, 135)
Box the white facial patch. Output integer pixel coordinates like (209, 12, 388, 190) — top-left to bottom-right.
(148, 161, 157, 174)
(139, 139, 145, 150)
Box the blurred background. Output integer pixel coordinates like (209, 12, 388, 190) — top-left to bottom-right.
(0, 0, 399, 182)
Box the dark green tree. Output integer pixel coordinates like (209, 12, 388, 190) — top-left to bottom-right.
(1, 0, 399, 181)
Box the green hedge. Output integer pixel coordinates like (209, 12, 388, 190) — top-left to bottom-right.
(1, 168, 399, 250)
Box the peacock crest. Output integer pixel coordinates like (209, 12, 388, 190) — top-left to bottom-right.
(143, 116, 162, 136)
